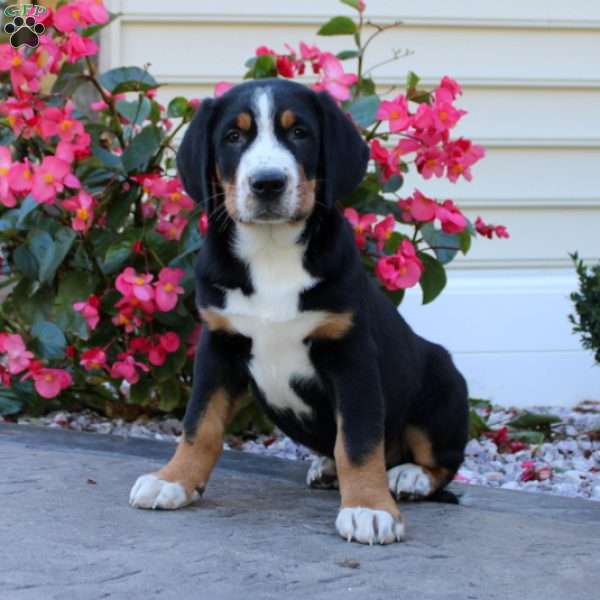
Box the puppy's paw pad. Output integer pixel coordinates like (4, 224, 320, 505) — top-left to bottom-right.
(336, 507, 405, 545)
(306, 456, 338, 489)
(129, 473, 196, 510)
(387, 463, 433, 500)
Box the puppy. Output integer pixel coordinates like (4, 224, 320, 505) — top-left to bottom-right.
(129, 79, 469, 545)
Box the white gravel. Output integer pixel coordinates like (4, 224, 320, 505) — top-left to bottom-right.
(8, 400, 600, 502)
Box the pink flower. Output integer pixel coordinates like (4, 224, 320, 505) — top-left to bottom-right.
(431, 100, 466, 133)
(375, 240, 423, 291)
(0, 147, 15, 208)
(0, 333, 34, 374)
(444, 138, 485, 183)
(475, 217, 510, 239)
(214, 81, 233, 97)
(62, 32, 98, 63)
(373, 215, 395, 251)
(148, 344, 167, 366)
(370, 140, 399, 181)
(78, 0, 110, 25)
(0, 45, 41, 93)
(344, 208, 377, 249)
(435, 200, 467, 234)
(28, 368, 73, 399)
(435, 76, 463, 103)
(155, 215, 188, 240)
(398, 190, 437, 223)
(31, 157, 80, 204)
(54, 3, 88, 32)
(7, 159, 34, 195)
(416, 147, 445, 180)
(63, 191, 95, 232)
(116, 267, 154, 302)
(80, 347, 107, 371)
(73, 295, 101, 330)
(110, 353, 149, 385)
(154, 268, 185, 312)
(160, 332, 180, 353)
(314, 53, 357, 101)
(376, 96, 411, 132)
(276, 55, 295, 78)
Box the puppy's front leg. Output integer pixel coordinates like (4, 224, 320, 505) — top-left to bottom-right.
(129, 329, 248, 509)
(329, 353, 405, 544)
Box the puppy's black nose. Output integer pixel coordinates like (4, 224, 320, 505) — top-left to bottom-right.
(250, 170, 287, 200)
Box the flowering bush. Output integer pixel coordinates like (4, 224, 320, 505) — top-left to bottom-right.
(0, 0, 507, 417)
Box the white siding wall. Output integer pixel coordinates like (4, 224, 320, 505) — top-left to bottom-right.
(101, 0, 600, 407)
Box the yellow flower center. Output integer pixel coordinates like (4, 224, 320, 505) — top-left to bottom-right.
(43, 173, 54, 183)
(76, 208, 89, 220)
(398, 266, 407, 275)
(163, 283, 174, 293)
(60, 120, 73, 131)
(7, 115, 16, 126)
(90, 361, 100, 369)
(169, 192, 181, 202)
(390, 110, 400, 120)
(451, 164, 463, 174)
(425, 159, 438, 169)
(0, 167, 8, 176)
(439, 110, 448, 121)
(23, 169, 31, 180)
(134, 277, 145, 285)
(71, 8, 81, 19)
(11, 55, 22, 67)
(44, 374, 54, 382)
(118, 314, 129, 324)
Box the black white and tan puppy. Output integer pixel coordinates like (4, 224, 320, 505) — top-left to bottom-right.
(129, 79, 469, 545)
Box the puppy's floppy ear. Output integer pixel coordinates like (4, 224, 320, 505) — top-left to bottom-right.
(176, 98, 217, 211)
(316, 91, 369, 205)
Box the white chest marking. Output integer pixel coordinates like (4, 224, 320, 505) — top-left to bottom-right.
(219, 224, 324, 417)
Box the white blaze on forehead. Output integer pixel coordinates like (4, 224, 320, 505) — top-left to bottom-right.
(235, 88, 300, 220)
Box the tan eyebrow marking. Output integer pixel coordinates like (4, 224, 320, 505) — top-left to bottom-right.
(280, 109, 295, 129)
(236, 112, 252, 131)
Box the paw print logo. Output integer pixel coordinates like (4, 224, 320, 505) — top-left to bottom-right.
(4, 16, 45, 49)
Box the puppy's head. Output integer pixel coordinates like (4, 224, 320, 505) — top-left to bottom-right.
(177, 79, 368, 225)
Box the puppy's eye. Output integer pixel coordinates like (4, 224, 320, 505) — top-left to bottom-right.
(290, 126, 308, 140)
(225, 129, 243, 144)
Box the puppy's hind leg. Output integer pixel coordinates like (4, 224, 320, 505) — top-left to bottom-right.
(306, 456, 338, 489)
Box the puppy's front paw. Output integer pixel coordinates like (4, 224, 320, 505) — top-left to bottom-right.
(335, 507, 405, 545)
(387, 463, 433, 500)
(306, 456, 338, 489)
(129, 473, 200, 510)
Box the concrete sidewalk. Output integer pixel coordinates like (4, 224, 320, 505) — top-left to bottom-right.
(1, 424, 599, 600)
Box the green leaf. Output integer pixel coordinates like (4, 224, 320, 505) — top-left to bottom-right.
(158, 378, 182, 412)
(406, 71, 420, 90)
(382, 175, 403, 193)
(248, 54, 277, 79)
(101, 238, 135, 274)
(418, 253, 447, 304)
(0, 396, 22, 416)
(54, 270, 98, 340)
(51, 61, 86, 96)
(121, 125, 161, 173)
(167, 96, 191, 118)
(116, 97, 151, 125)
(357, 77, 376, 96)
(31, 320, 66, 360)
(91, 144, 124, 173)
(129, 377, 153, 406)
(29, 230, 56, 283)
(469, 408, 490, 438)
(458, 228, 472, 254)
(340, 0, 361, 9)
(507, 411, 561, 431)
(106, 185, 137, 230)
(420, 223, 460, 265)
(16, 195, 38, 228)
(318, 15, 357, 35)
(98, 66, 158, 94)
(385, 287, 405, 306)
(337, 49, 360, 60)
(407, 88, 431, 104)
(13, 245, 39, 280)
(347, 95, 380, 128)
